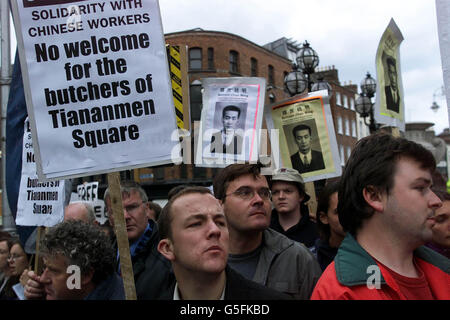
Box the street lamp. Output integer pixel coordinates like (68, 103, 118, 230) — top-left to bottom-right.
(296, 40, 319, 92)
(430, 86, 445, 112)
(284, 40, 330, 97)
(311, 76, 333, 98)
(355, 72, 379, 133)
(284, 64, 307, 96)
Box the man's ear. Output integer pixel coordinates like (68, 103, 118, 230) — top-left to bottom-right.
(362, 186, 384, 213)
(319, 211, 329, 225)
(298, 193, 305, 204)
(157, 239, 175, 261)
(81, 268, 94, 286)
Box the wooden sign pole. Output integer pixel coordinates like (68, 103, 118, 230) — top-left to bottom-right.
(107, 172, 137, 300)
(391, 127, 400, 138)
(305, 182, 317, 222)
(34, 226, 44, 275)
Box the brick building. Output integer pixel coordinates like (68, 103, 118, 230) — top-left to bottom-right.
(74, 30, 360, 203)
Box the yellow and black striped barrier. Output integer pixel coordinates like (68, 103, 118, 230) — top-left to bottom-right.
(167, 45, 185, 129)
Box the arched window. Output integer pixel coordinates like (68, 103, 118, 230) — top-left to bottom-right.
(229, 50, 239, 73)
(268, 65, 274, 86)
(251, 58, 258, 76)
(189, 47, 202, 70)
(208, 48, 214, 70)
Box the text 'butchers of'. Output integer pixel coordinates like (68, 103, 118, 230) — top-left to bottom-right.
(34, 33, 158, 149)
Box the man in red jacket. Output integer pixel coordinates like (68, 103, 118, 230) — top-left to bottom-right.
(311, 133, 449, 300)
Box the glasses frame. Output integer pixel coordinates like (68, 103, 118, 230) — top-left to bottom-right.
(225, 187, 272, 201)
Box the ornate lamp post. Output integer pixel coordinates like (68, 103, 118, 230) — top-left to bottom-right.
(284, 64, 307, 96)
(430, 86, 445, 112)
(311, 76, 333, 98)
(296, 41, 319, 92)
(355, 72, 379, 133)
(284, 41, 330, 97)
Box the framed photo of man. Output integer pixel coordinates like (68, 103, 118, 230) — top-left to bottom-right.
(374, 18, 405, 131)
(196, 77, 266, 167)
(284, 120, 325, 174)
(265, 90, 341, 182)
(209, 102, 248, 156)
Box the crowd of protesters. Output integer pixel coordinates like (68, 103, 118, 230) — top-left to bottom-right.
(0, 132, 449, 300)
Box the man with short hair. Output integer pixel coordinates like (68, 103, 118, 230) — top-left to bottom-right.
(157, 186, 289, 300)
(312, 133, 450, 300)
(270, 167, 319, 251)
(103, 180, 173, 300)
(147, 201, 162, 221)
(64, 201, 96, 224)
(290, 124, 325, 174)
(213, 164, 322, 299)
(210, 105, 244, 155)
(24, 220, 124, 300)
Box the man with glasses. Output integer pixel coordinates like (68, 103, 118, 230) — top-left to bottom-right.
(104, 180, 173, 299)
(213, 164, 322, 299)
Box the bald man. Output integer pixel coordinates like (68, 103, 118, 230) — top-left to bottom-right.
(64, 202, 97, 224)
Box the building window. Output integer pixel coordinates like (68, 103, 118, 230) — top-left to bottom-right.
(337, 116, 343, 135)
(189, 47, 202, 70)
(343, 95, 348, 109)
(340, 145, 345, 166)
(189, 80, 203, 121)
(350, 97, 355, 110)
(268, 65, 274, 86)
(207, 47, 214, 70)
(345, 118, 350, 136)
(352, 119, 357, 137)
(336, 92, 342, 106)
(251, 58, 258, 76)
(229, 50, 239, 73)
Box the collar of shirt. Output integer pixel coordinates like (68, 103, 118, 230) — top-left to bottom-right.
(221, 130, 235, 146)
(173, 282, 225, 300)
(299, 150, 312, 164)
(129, 223, 152, 257)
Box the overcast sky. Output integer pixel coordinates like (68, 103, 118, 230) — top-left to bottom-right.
(7, 0, 449, 134)
(158, 0, 449, 134)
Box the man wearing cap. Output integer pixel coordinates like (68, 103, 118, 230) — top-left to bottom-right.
(270, 168, 319, 251)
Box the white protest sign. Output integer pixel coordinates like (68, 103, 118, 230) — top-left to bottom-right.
(11, 0, 181, 181)
(75, 182, 107, 224)
(16, 118, 65, 227)
(77, 181, 98, 202)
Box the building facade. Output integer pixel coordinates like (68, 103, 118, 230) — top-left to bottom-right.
(73, 30, 360, 202)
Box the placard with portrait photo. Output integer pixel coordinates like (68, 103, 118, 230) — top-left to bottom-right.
(265, 90, 341, 182)
(195, 77, 266, 167)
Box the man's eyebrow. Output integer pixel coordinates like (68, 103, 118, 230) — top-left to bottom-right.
(412, 177, 432, 185)
(184, 214, 207, 222)
(185, 213, 225, 222)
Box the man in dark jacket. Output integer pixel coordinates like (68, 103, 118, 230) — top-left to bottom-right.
(157, 186, 289, 300)
(104, 180, 173, 300)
